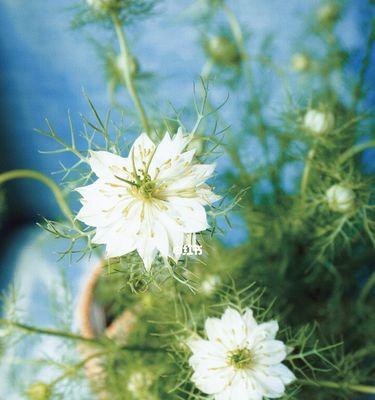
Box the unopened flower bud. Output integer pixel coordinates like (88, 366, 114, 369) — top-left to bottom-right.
(26, 383, 51, 400)
(116, 54, 139, 79)
(291, 53, 310, 72)
(205, 36, 241, 66)
(326, 184, 355, 213)
(187, 137, 204, 156)
(304, 109, 334, 136)
(128, 371, 154, 398)
(201, 275, 221, 295)
(87, 0, 116, 11)
(318, 3, 341, 25)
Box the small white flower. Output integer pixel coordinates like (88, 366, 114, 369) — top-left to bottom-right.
(76, 129, 220, 270)
(303, 109, 334, 136)
(187, 307, 295, 400)
(326, 184, 355, 213)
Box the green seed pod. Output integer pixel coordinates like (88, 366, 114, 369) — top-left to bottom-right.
(26, 383, 51, 400)
(205, 36, 241, 66)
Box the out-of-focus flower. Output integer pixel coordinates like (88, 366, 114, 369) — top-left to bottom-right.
(76, 130, 220, 270)
(303, 109, 335, 136)
(326, 184, 355, 213)
(187, 307, 295, 400)
(291, 53, 310, 72)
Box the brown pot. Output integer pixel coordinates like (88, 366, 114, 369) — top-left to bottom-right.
(77, 261, 136, 399)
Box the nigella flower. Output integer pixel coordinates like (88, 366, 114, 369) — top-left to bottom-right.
(187, 308, 295, 400)
(76, 129, 220, 270)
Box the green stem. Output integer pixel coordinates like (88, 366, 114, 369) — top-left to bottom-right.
(0, 318, 164, 353)
(112, 13, 150, 135)
(0, 169, 74, 223)
(298, 379, 375, 395)
(50, 350, 109, 386)
(300, 145, 317, 202)
(222, 4, 247, 59)
(359, 270, 375, 303)
(338, 140, 375, 165)
(0, 318, 97, 345)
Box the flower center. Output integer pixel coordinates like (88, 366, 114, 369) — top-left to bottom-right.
(138, 175, 156, 199)
(228, 348, 254, 370)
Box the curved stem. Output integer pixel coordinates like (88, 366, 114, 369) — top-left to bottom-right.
(298, 379, 375, 395)
(0, 318, 164, 352)
(0, 169, 74, 223)
(112, 13, 150, 135)
(359, 270, 375, 303)
(222, 4, 246, 59)
(338, 140, 375, 165)
(300, 145, 317, 202)
(0, 318, 96, 345)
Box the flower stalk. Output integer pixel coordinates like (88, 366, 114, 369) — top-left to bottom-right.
(298, 379, 375, 395)
(112, 13, 150, 135)
(0, 169, 74, 224)
(300, 145, 317, 202)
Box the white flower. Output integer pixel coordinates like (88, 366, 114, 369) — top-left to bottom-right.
(187, 308, 295, 400)
(76, 130, 220, 270)
(303, 109, 335, 136)
(326, 184, 355, 213)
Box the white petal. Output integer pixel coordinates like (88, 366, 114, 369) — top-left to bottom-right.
(219, 308, 247, 349)
(252, 370, 285, 398)
(167, 197, 209, 233)
(196, 183, 222, 205)
(129, 133, 155, 173)
(268, 364, 296, 385)
(88, 150, 129, 180)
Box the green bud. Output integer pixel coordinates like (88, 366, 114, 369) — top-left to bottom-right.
(116, 54, 139, 80)
(326, 184, 356, 214)
(187, 137, 205, 156)
(317, 3, 341, 26)
(291, 53, 310, 72)
(205, 36, 241, 66)
(127, 370, 154, 398)
(86, 0, 117, 12)
(26, 383, 51, 400)
(303, 109, 335, 136)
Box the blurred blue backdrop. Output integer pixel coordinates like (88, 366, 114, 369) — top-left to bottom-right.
(0, 0, 373, 285)
(0, 2, 373, 397)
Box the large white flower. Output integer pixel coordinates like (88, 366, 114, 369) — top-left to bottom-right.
(76, 130, 220, 270)
(187, 308, 295, 400)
